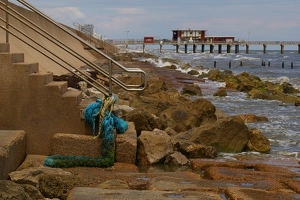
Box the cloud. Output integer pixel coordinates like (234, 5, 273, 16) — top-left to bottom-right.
(114, 7, 145, 15)
(43, 7, 85, 23)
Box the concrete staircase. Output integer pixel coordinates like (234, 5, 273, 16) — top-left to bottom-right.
(0, 43, 91, 178)
(0, 43, 139, 179)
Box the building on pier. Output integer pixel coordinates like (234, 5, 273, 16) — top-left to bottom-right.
(172, 29, 236, 43)
(172, 29, 206, 42)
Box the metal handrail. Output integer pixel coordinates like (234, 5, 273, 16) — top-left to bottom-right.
(17, 0, 147, 91)
(1, 0, 147, 97)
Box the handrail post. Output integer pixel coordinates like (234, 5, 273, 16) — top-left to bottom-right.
(5, 0, 9, 43)
(108, 59, 112, 96)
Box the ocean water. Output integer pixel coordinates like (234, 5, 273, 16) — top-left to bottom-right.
(123, 45, 300, 162)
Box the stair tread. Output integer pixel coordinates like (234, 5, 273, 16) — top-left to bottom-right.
(62, 90, 82, 97)
(46, 81, 68, 86)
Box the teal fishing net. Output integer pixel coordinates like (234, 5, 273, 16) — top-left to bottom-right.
(44, 96, 128, 168)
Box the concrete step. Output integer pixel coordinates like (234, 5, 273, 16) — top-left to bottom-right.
(0, 43, 10, 53)
(50, 122, 136, 164)
(61, 90, 83, 106)
(28, 71, 53, 87)
(45, 81, 68, 95)
(13, 62, 39, 75)
(11, 53, 25, 63)
(0, 130, 26, 180)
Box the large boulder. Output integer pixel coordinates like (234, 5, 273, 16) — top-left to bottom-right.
(124, 109, 165, 136)
(160, 98, 217, 133)
(129, 95, 171, 116)
(208, 69, 233, 82)
(247, 128, 270, 153)
(137, 129, 173, 165)
(180, 83, 202, 96)
(171, 116, 250, 153)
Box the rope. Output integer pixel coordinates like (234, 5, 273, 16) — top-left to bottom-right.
(44, 96, 128, 168)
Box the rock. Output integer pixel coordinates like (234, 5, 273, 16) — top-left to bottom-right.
(163, 64, 177, 69)
(281, 82, 299, 94)
(129, 95, 171, 116)
(115, 122, 137, 164)
(237, 114, 269, 123)
(164, 152, 189, 166)
(118, 91, 137, 101)
(150, 91, 177, 106)
(145, 79, 168, 94)
(208, 69, 233, 82)
(17, 154, 47, 171)
(22, 184, 45, 200)
(38, 173, 87, 200)
(213, 88, 227, 97)
(137, 129, 173, 165)
(295, 97, 300, 106)
(215, 108, 229, 120)
(0, 180, 32, 200)
(163, 127, 178, 137)
(9, 166, 72, 187)
(225, 72, 261, 93)
(247, 128, 271, 153)
(171, 116, 249, 153)
(160, 98, 217, 133)
(98, 179, 129, 189)
(225, 76, 241, 90)
(173, 141, 218, 159)
(248, 88, 273, 100)
(181, 63, 193, 70)
(124, 109, 165, 136)
(53, 74, 81, 89)
(187, 69, 200, 76)
(180, 83, 202, 96)
(113, 104, 134, 118)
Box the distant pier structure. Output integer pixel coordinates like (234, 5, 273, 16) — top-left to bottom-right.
(113, 29, 300, 54)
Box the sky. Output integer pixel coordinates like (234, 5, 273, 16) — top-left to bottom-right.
(11, 0, 300, 42)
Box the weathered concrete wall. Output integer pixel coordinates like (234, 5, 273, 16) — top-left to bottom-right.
(0, 45, 88, 155)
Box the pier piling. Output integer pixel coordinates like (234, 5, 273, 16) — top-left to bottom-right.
(246, 44, 249, 54)
(227, 45, 231, 53)
(193, 44, 197, 53)
(263, 44, 267, 54)
(218, 44, 222, 54)
(210, 44, 214, 53)
(281, 44, 284, 54)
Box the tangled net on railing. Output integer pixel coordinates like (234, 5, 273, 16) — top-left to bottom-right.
(44, 96, 128, 168)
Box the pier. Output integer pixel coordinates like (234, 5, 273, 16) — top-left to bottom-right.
(111, 39, 300, 54)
